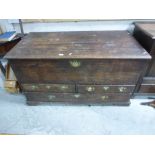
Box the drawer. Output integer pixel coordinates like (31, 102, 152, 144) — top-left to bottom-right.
(10, 59, 147, 85)
(24, 92, 131, 104)
(21, 84, 75, 93)
(139, 77, 155, 93)
(77, 85, 135, 93)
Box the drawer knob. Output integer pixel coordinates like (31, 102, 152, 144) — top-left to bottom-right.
(103, 86, 110, 91)
(86, 86, 95, 92)
(101, 95, 109, 101)
(69, 60, 81, 68)
(48, 95, 56, 100)
(118, 87, 127, 92)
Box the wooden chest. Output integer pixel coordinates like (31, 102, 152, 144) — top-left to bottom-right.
(4, 31, 151, 105)
(133, 22, 155, 95)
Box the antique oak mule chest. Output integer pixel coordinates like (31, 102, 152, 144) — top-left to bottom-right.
(5, 31, 151, 105)
(133, 22, 155, 96)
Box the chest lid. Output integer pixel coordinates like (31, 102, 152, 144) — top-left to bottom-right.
(5, 31, 151, 59)
(134, 22, 155, 39)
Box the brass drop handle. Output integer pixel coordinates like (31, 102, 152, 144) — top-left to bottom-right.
(118, 87, 127, 92)
(86, 86, 95, 92)
(48, 95, 56, 100)
(74, 94, 80, 98)
(60, 85, 69, 90)
(103, 86, 110, 91)
(31, 85, 38, 90)
(69, 60, 81, 68)
(46, 85, 51, 89)
(101, 95, 109, 101)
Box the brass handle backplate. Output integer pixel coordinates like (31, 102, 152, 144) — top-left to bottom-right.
(101, 95, 109, 101)
(69, 60, 81, 68)
(103, 86, 110, 91)
(48, 95, 56, 100)
(60, 85, 69, 90)
(118, 87, 127, 92)
(31, 85, 38, 90)
(86, 86, 95, 92)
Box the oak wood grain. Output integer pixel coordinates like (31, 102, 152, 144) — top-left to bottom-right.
(5, 31, 150, 59)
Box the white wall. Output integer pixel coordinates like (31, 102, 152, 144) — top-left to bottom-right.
(0, 19, 155, 34)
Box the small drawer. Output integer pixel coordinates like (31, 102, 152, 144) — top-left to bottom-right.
(77, 85, 135, 93)
(21, 84, 75, 93)
(139, 77, 155, 93)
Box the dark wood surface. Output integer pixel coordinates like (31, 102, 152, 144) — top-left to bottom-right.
(0, 36, 21, 76)
(24, 92, 131, 105)
(77, 85, 135, 93)
(134, 22, 155, 39)
(21, 83, 75, 93)
(139, 77, 155, 93)
(134, 22, 155, 95)
(134, 22, 155, 57)
(0, 36, 21, 57)
(147, 58, 155, 76)
(5, 31, 150, 59)
(21, 83, 135, 94)
(9, 59, 148, 85)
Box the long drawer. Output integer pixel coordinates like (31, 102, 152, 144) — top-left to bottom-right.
(24, 92, 131, 105)
(10, 59, 146, 85)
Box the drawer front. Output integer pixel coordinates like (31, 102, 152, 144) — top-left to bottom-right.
(139, 77, 155, 93)
(24, 92, 131, 104)
(21, 84, 75, 93)
(77, 85, 135, 93)
(10, 59, 147, 85)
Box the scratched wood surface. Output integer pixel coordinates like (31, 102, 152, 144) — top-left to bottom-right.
(24, 92, 131, 105)
(134, 22, 155, 54)
(9, 59, 148, 85)
(139, 77, 155, 93)
(5, 31, 150, 59)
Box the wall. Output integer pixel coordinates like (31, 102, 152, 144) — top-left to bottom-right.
(0, 19, 155, 34)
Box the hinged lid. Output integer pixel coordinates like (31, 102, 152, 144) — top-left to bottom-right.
(5, 31, 151, 59)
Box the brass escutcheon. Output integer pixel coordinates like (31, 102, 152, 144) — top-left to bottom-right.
(86, 86, 95, 92)
(118, 87, 127, 92)
(69, 60, 81, 68)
